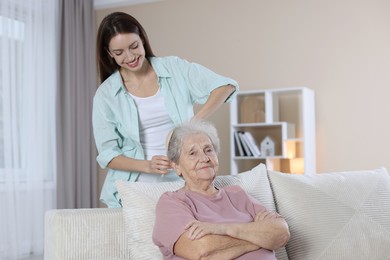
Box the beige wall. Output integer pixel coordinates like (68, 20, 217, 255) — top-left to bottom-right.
(96, 0, 390, 176)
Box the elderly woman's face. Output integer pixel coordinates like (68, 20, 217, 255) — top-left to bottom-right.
(174, 133, 219, 184)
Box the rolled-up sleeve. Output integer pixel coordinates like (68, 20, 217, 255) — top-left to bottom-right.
(165, 56, 239, 104)
(93, 79, 143, 168)
(93, 93, 122, 168)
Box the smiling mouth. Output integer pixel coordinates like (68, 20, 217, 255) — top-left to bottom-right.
(126, 56, 139, 67)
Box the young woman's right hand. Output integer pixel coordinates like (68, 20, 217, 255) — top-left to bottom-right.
(149, 155, 171, 174)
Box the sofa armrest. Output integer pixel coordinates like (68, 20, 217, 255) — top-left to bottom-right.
(44, 208, 129, 260)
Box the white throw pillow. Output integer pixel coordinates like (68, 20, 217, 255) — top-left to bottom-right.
(268, 167, 390, 260)
(116, 163, 279, 260)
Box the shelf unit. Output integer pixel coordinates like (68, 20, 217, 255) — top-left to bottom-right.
(230, 87, 315, 175)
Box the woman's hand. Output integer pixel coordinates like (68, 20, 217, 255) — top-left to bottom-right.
(185, 220, 227, 240)
(148, 155, 171, 174)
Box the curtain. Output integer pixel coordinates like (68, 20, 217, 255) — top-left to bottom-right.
(0, 0, 58, 258)
(56, 0, 98, 209)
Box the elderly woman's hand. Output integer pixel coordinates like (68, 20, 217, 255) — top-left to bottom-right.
(185, 220, 227, 240)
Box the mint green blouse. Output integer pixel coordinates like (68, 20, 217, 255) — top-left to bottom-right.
(92, 56, 238, 207)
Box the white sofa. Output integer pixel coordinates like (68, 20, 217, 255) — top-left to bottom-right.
(44, 164, 390, 260)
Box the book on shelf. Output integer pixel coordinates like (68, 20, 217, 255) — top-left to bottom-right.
(234, 131, 245, 156)
(234, 131, 261, 157)
(238, 131, 253, 157)
(243, 132, 261, 157)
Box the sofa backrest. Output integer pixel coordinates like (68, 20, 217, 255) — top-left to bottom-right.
(268, 167, 390, 260)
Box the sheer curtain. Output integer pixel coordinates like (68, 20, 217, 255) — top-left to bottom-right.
(0, 0, 58, 258)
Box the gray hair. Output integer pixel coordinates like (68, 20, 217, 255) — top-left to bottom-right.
(167, 120, 220, 164)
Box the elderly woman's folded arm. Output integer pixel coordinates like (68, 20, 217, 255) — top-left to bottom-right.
(226, 214, 290, 250)
(182, 210, 290, 252)
(174, 230, 260, 260)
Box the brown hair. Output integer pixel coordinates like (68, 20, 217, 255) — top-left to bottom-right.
(96, 12, 155, 83)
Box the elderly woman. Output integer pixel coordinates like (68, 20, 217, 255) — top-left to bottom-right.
(152, 120, 290, 260)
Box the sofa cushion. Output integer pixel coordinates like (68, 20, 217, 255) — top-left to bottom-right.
(116, 163, 284, 260)
(44, 208, 129, 260)
(268, 167, 390, 260)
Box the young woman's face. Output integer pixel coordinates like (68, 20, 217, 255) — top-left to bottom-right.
(107, 33, 146, 71)
(174, 133, 219, 186)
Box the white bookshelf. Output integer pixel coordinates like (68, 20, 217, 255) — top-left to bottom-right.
(230, 87, 316, 175)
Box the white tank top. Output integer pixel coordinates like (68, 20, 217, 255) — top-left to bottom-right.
(129, 88, 179, 182)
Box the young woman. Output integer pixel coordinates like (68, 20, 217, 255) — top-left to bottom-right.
(93, 12, 239, 208)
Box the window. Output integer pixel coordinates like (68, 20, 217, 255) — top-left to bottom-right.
(0, 16, 25, 171)
(0, 1, 57, 257)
